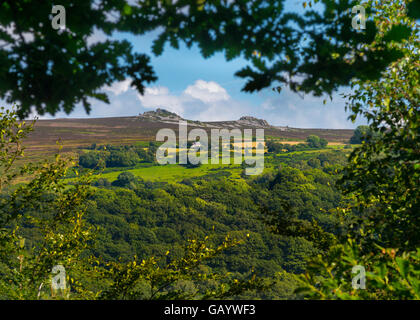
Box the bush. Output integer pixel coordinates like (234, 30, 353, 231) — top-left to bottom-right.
(349, 125, 380, 144)
(306, 135, 328, 148)
(111, 172, 137, 187)
(106, 150, 139, 167)
(93, 178, 111, 187)
(79, 151, 102, 169)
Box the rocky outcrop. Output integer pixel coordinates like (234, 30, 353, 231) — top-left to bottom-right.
(138, 108, 183, 121)
(237, 116, 270, 128)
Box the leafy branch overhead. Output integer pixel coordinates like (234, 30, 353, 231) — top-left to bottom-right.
(0, 1, 157, 118)
(0, 0, 415, 117)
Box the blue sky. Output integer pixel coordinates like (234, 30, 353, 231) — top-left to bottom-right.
(6, 0, 367, 129)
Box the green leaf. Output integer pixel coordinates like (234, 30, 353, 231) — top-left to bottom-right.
(407, 0, 420, 19)
(395, 257, 410, 278)
(383, 25, 412, 42)
(123, 4, 132, 15)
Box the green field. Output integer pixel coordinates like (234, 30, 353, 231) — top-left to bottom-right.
(83, 146, 348, 184)
(98, 163, 242, 182)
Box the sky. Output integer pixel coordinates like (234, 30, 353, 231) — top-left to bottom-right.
(4, 0, 367, 129)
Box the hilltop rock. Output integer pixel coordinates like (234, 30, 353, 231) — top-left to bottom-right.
(237, 116, 270, 128)
(138, 108, 184, 121)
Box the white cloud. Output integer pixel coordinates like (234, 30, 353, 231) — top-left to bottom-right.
(135, 80, 257, 121)
(184, 80, 230, 103)
(104, 79, 132, 95)
(144, 86, 170, 95)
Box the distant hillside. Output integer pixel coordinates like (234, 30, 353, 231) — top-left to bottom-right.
(22, 108, 354, 160)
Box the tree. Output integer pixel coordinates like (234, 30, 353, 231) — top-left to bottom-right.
(296, 0, 420, 299)
(349, 125, 379, 144)
(125, 0, 410, 96)
(92, 178, 111, 187)
(295, 240, 420, 299)
(98, 236, 262, 300)
(340, 0, 419, 250)
(306, 135, 320, 148)
(0, 0, 412, 117)
(106, 149, 139, 167)
(307, 158, 321, 168)
(111, 171, 137, 188)
(306, 135, 327, 148)
(408, 0, 420, 19)
(320, 138, 328, 148)
(79, 151, 102, 169)
(0, 107, 96, 299)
